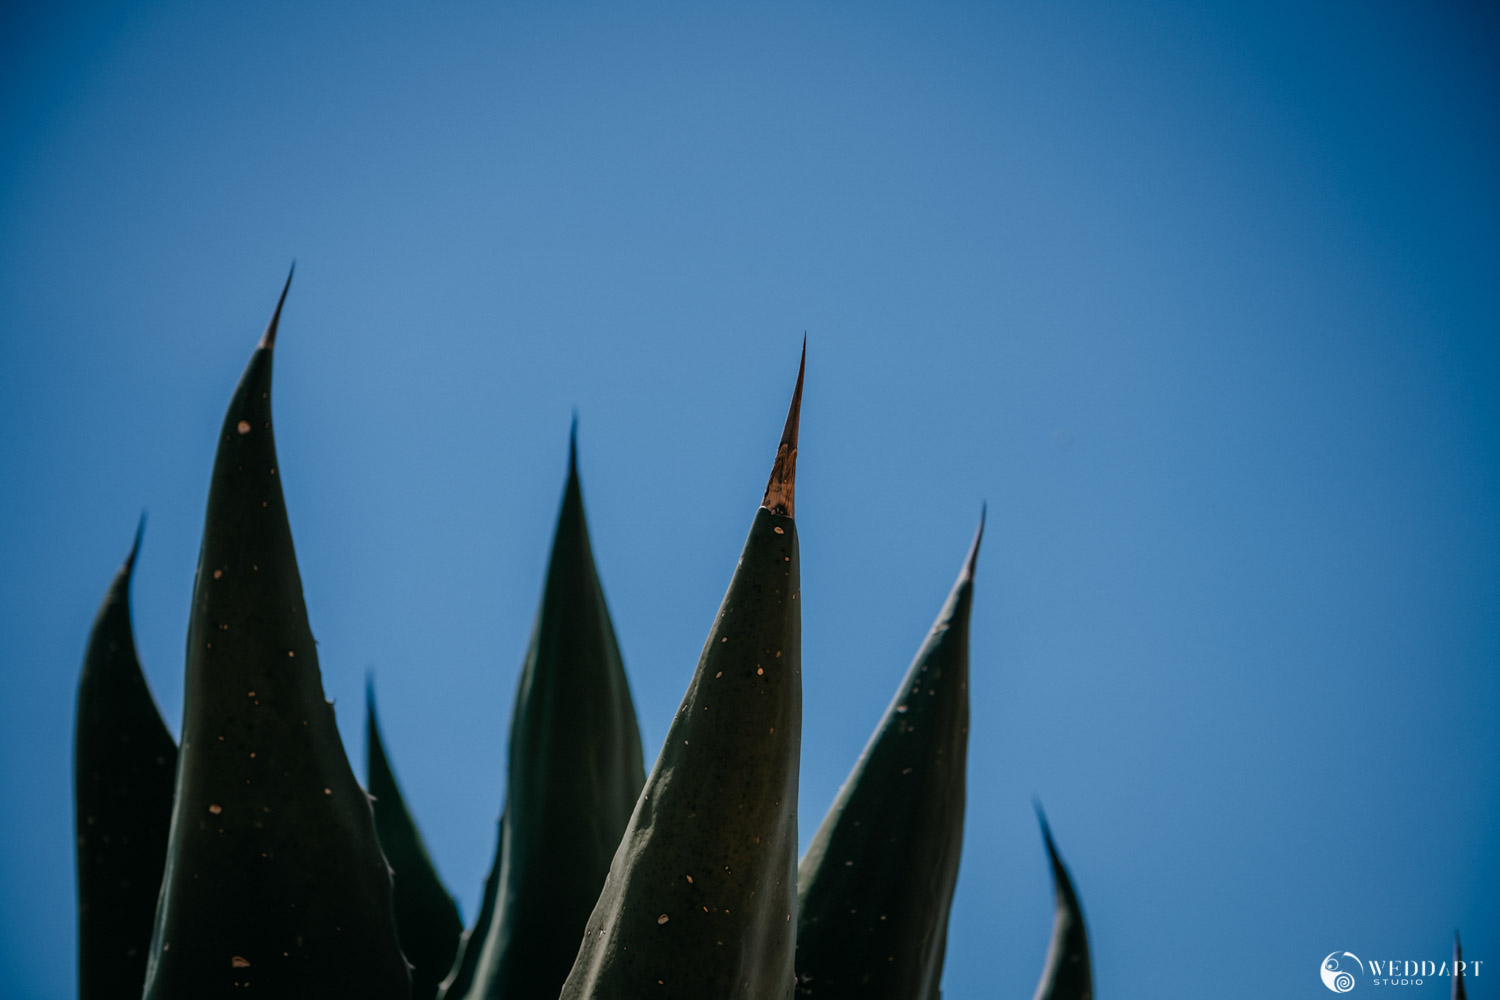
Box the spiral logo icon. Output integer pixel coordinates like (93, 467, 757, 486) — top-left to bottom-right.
(1320, 951, 1363, 992)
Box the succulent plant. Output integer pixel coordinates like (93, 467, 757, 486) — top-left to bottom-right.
(794, 512, 981, 999)
(1030, 808, 1093, 1000)
(559, 347, 805, 1000)
(72, 279, 1108, 999)
(456, 427, 647, 1000)
(73, 520, 177, 1000)
(142, 271, 409, 998)
(438, 826, 501, 999)
(368, 682, 465, 1000)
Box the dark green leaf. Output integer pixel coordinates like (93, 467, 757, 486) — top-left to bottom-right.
(795, 514, 981, 1000)
(1030, 808, 1093, 1000)
(143, 271, 409, 998)
(368, 681, 464, 1000)
(560, 352, 805, 1000)
(460, 427, 646, 1000)
(74, 520, 178, 1000)
(435, 820, 501, 1000)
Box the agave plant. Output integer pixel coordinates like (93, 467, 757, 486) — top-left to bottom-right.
(72, 276, 1100, 999)
(73, 519, 176, 1000)
(368, 681, 464, 999)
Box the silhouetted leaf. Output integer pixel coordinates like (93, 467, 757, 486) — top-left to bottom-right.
(74, 520, 177, 1000)
(143, 270, 409, 998)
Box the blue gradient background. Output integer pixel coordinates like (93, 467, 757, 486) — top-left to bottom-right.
(2, 3, 1496, 997)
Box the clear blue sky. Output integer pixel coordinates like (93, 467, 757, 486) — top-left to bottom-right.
(2, 2, 1496, 997)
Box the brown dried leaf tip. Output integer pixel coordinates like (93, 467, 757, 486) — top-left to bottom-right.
(761, 337, 805, 518)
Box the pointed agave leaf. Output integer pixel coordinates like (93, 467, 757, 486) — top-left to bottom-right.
(561, 347, 806, 1000)
(1452, 931, 1466, 1000)
(1030, 809, 1093, 1000)
(436, 819, 502, 1000)
(795, 512, 981, 999)
(74, 521, 178, 1000)
(143, 271, 410, 998)
(460, 426, 647, 1000)
(368, 682, 464, 1000)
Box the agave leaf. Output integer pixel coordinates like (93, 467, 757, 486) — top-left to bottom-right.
(368, 681, 464, 1000)
(794, 512, 982, 999)
(143, 270, 409, 998)
(560, 346, 806, 1000)
(459, 425, 647, 1000)
(1453, 931, 1466, 1000)
(436, 819, 501, 1000)
(1030, 808, 1093, 1000)
(74, 520, 178, 1000)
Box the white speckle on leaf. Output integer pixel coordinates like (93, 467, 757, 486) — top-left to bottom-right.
(237, 421, 251, 435)
(208, 804, 222, 814)
(657, 914, 669, 924)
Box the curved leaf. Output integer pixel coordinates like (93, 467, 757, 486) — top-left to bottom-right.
(436, 820, 501, 1000)
(368, 682, 464, 1000)
(460, 428, 646, 1000)
(1030, 808, 1093, 1000)
(74, 521, 178, 1000)
(795, 513, 981, 999)
(560, 348, 805, 1000)
(143, 271, 409, 998)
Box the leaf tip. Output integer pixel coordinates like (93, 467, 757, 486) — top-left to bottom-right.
(761, 338, 804, 517)
(569, 410, 579, 477)
(258, 262, 296, 349)
(963, 504, 986, 582)
(126, 511, 147, 577)
(1033, 799, 1054, 849)
(365, 670, 380, 732)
